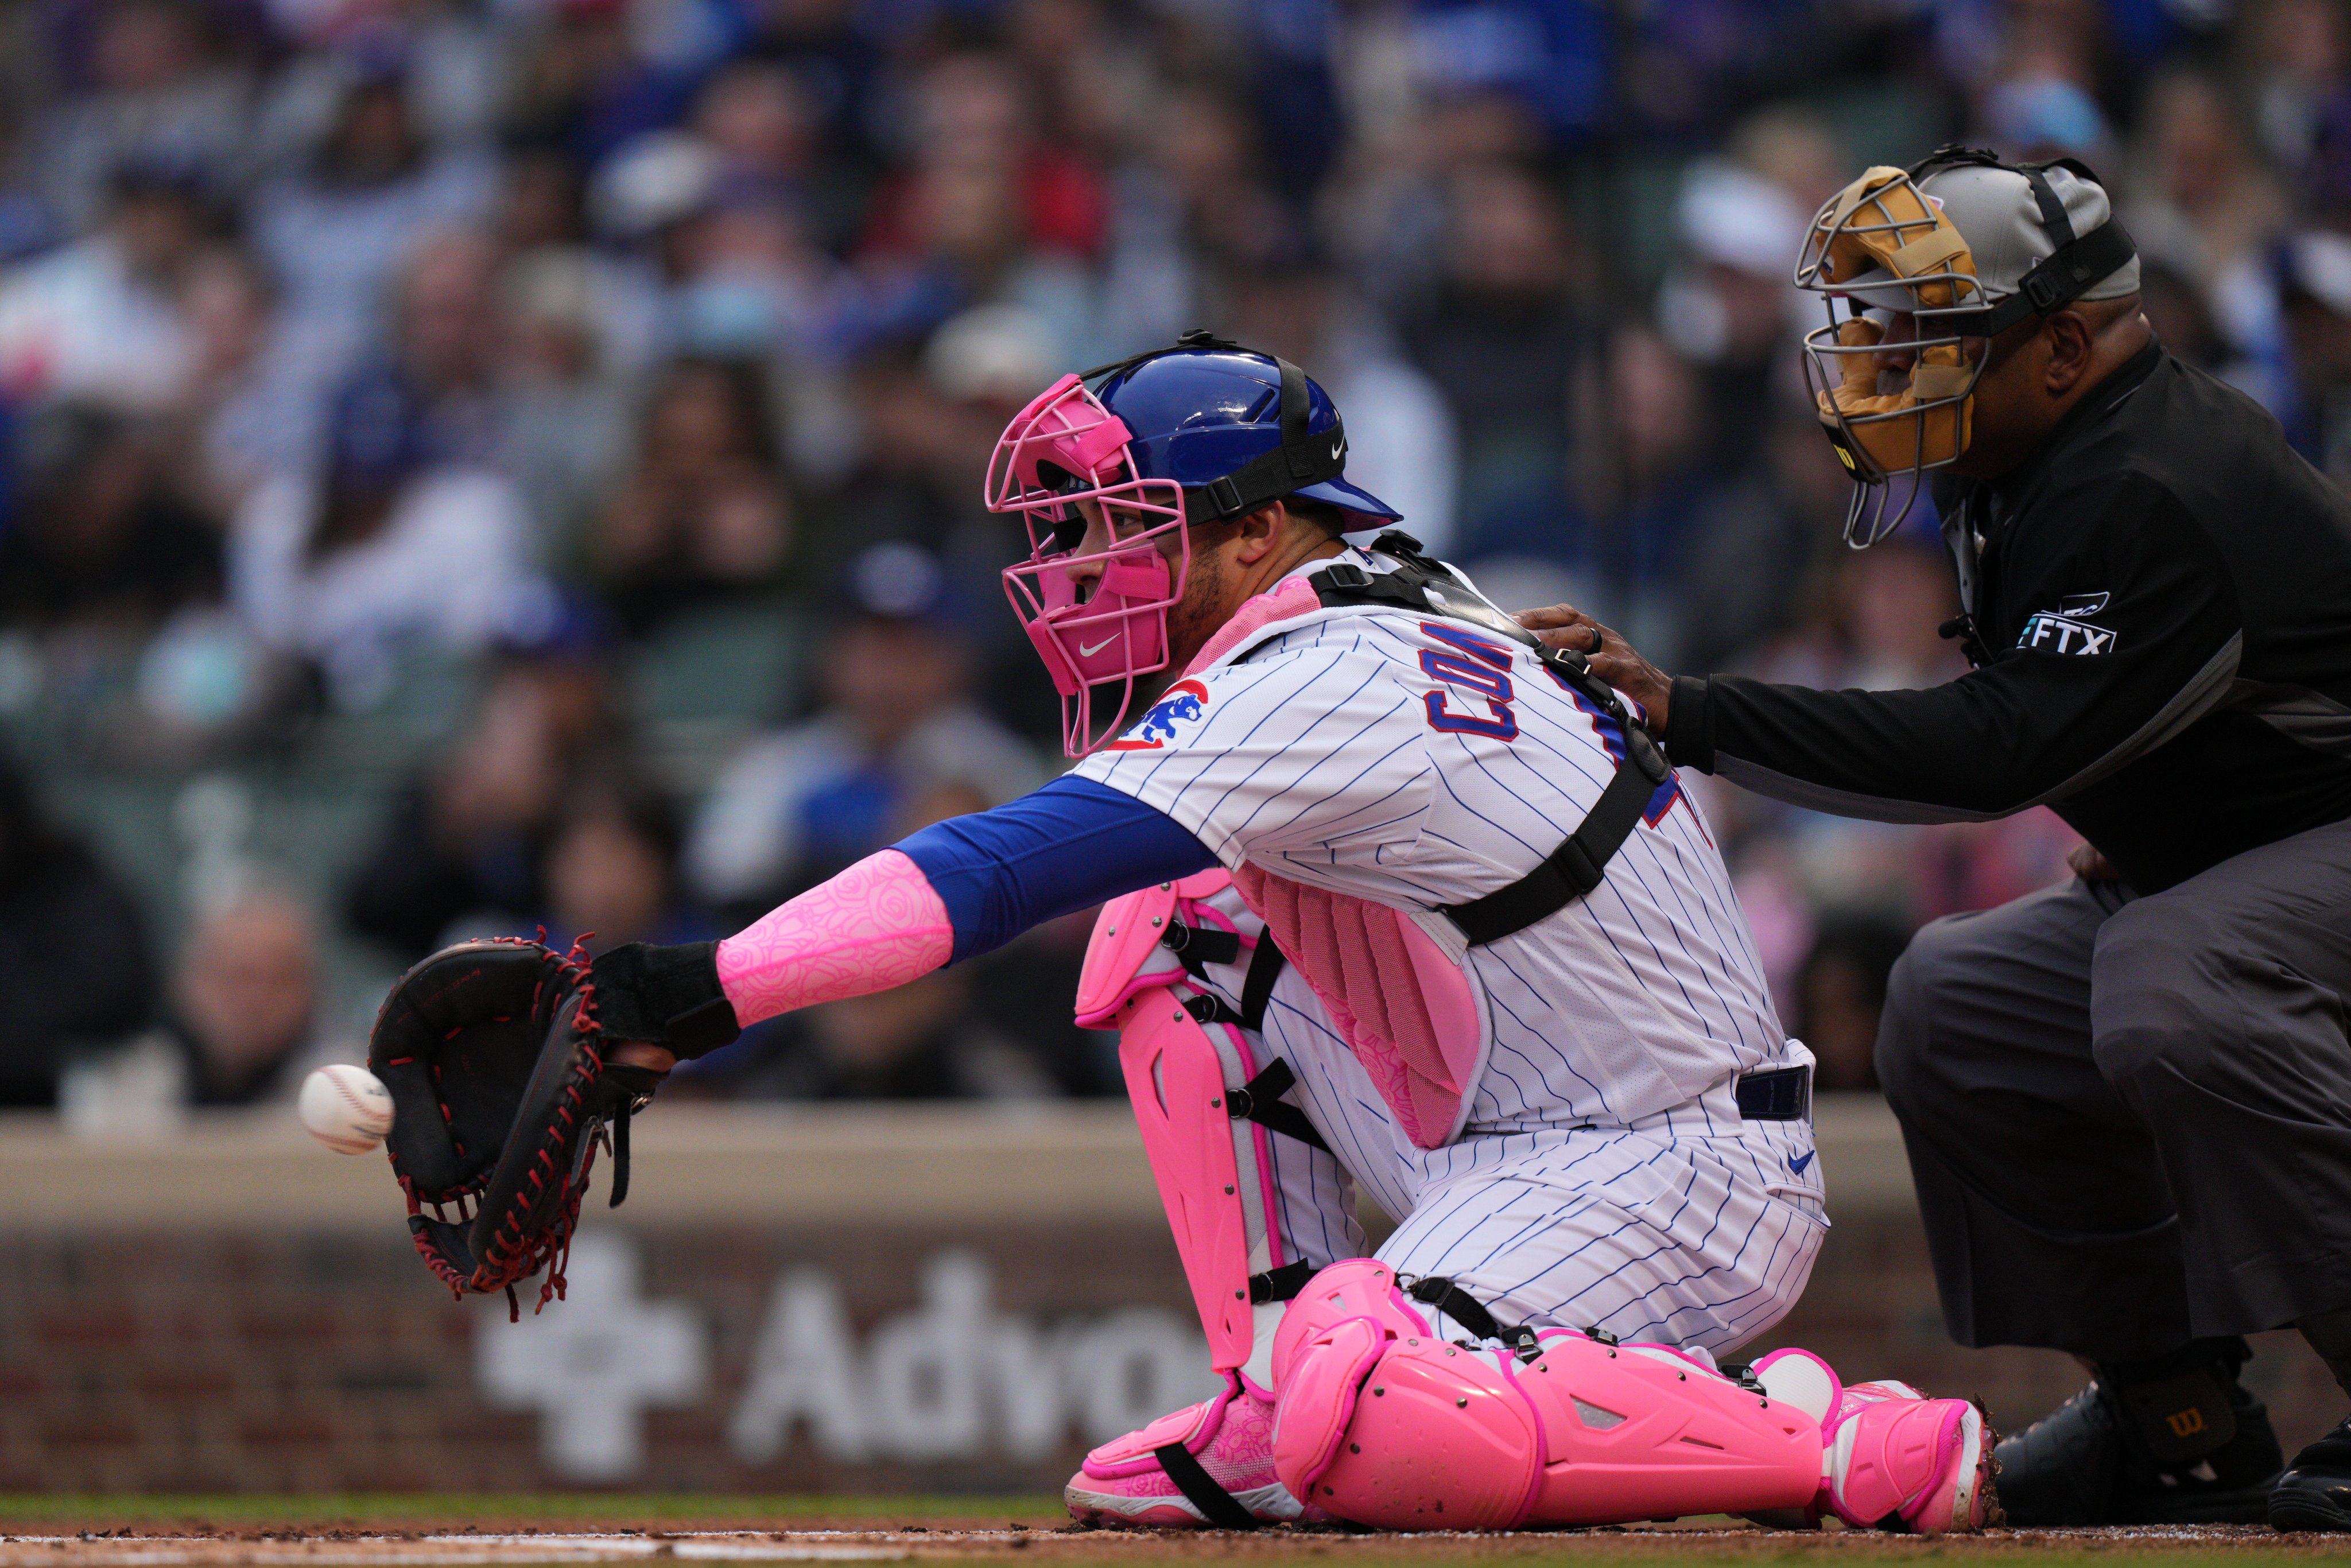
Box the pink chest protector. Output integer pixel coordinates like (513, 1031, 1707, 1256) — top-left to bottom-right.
(1232, 866, 1483, 1149)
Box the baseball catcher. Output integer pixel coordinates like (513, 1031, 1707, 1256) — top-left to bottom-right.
(370, 332, 1997, 1532)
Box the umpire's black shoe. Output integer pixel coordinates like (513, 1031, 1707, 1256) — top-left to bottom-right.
(2270, 1416, 2351, 1530)
(1993, 1340, 2282, 1526)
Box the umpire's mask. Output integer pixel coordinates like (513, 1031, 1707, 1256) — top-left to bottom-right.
(1794, 146, 2139, 547)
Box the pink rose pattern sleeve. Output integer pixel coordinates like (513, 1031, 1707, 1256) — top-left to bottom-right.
(714, 849, 955, 1024)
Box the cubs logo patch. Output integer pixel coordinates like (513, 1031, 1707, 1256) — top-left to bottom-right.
(1106, 679, 1211, 751)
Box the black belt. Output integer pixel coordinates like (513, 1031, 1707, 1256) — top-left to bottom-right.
(1735, 1065, 1810, 1121)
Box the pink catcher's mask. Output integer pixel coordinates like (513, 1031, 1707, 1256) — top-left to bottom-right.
(988, 373, 1191, 757)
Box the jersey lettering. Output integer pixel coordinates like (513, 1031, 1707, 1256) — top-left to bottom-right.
(1419, 623, 1515, 668)
(1419, 623, 1519, 740)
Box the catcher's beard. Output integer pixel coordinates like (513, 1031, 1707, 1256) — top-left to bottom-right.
(1163, 525, 1240, 674)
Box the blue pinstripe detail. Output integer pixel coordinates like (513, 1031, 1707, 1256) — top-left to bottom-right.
(1634, 1211, 1802, 1336)
(1110, 649, 1339, 794)
(1190, 665, 1399, 843)
(1644, 1218, 1809, 1343)
(1483, 944, 1619, 1119)
(1105, 657, 1353, 839)
(1616, 830, 1768, 1065)
(1239, 723, 1427, 847)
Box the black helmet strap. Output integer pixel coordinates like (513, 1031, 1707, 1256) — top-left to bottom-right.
(1900, 145, 2136, 339)
(1078, 328, 1347, 523)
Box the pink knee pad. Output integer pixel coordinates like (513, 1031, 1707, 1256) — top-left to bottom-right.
(1281, 1332, 1544, 1529)
(1267, 1260, 1449, 1512)
(1268, 1259, 1431, 1385)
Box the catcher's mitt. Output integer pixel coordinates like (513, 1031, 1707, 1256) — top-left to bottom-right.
(368, 937, 662, 1317)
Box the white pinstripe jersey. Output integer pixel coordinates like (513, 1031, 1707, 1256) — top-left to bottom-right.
(1074, 547, 1798, 1134)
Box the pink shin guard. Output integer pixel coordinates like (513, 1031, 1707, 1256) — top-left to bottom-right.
(1119, 987, 1257, 1370)
(714, 849, 954, 1025)
(1268, 1262, 1822, 1531)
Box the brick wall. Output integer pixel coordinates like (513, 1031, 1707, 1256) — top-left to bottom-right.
(0, 1106, 2340, 1493)
(0, 1224, 1203, 1493)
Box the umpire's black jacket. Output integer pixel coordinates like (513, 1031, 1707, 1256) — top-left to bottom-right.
(1664, 340, 2351, 894)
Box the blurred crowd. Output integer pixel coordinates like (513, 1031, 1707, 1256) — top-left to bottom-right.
(3, 0, 2342, 1115)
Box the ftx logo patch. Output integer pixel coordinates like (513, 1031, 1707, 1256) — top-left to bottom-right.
(1106, 678, 1211, 751)
(2018, 592, 2116, 657)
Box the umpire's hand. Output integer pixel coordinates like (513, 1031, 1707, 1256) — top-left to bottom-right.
(1517, 605, 1674, 737)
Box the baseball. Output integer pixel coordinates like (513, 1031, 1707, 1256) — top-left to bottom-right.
(299, 1064, 395, 1154)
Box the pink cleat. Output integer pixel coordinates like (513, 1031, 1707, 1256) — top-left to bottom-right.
(1821, 1377, 2001, 1534)
(1065, 1374, 1321, 1528)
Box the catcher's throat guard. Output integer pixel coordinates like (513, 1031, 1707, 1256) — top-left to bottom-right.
(1795, 146, 2135, 547)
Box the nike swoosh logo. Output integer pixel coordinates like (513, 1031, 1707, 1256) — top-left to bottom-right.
(1789, 1150, 1816, 1175)
(1078, 636, 1118, 658)
(1330, 438, 1343, 461)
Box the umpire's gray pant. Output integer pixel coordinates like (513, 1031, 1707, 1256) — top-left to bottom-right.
(1876, 816, 2351, 1361)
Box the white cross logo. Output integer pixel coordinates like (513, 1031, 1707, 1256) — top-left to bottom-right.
(475, 1233, 707, 1480)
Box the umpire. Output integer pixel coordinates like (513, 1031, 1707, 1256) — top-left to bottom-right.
(1523, 146, 2351, 1532)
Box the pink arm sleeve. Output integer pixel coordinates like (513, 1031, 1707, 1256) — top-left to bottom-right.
(714, 848, 955, 1026)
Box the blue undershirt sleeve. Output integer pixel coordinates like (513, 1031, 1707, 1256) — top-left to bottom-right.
(893, 774, 1221, 963)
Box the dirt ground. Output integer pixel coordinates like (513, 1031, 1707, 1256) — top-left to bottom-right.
(0, 1503, 2345, 1568)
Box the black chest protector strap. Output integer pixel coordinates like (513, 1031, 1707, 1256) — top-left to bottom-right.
(1227, 1058, 1326, 1154)
(1167, 922, 1326, 1151)
(1237, 929, 1285, 1029)
(1162, 918, 1288, 1032)
(1307, 532, 1672, 947)
(1180, 993, 1332, 1155)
